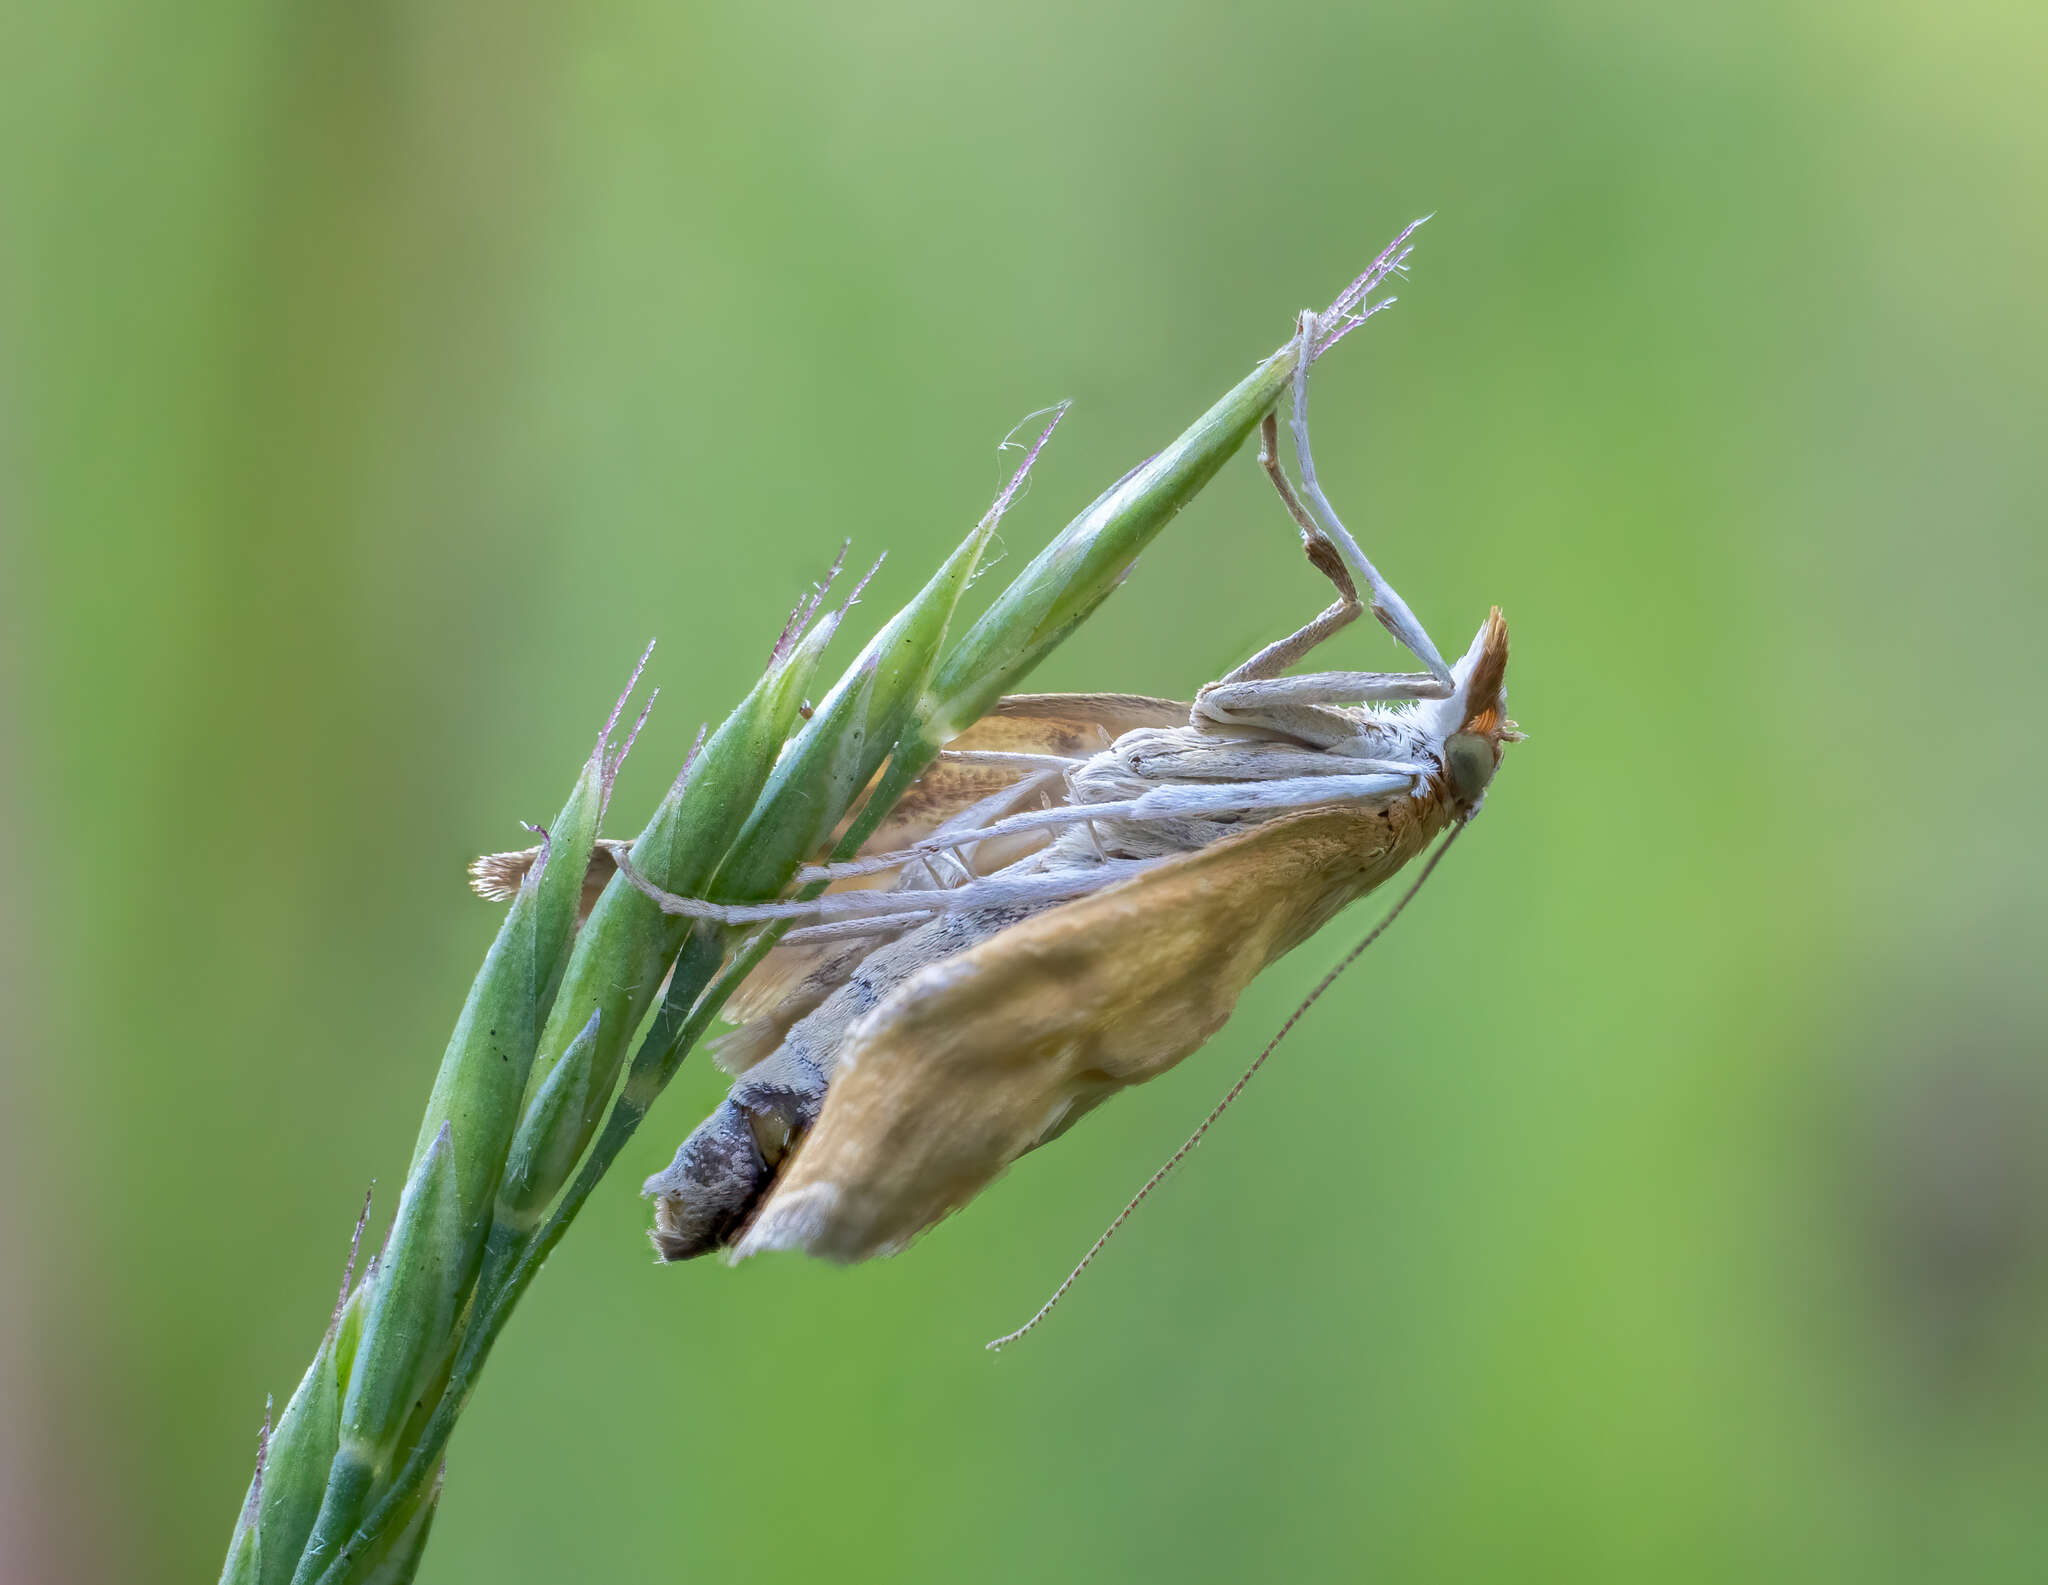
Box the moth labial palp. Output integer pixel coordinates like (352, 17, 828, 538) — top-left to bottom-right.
(595, 249, 1519, 1317)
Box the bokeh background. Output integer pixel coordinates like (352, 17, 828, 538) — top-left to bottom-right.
(7, 1, 2047, 1580)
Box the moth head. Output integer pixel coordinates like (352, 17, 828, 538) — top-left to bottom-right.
(1432, 606, 1517, 812)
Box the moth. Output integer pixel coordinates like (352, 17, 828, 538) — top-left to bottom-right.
(482, 311, 1516, 1327)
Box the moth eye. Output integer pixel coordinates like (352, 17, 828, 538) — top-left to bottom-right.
(1444, 731, 1496, 805)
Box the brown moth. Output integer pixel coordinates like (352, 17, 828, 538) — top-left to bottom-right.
(479, 308, 1517, 1324)
(625, 316, 1516, 1271)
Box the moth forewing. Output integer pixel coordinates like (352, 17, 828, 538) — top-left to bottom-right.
(731, 799, 1452, 1262)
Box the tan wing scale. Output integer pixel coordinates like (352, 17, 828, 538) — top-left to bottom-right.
(854, 692, 1190, 858)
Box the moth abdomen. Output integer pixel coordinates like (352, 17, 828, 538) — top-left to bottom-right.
(645, 1102, 775, 1261)
(644, 902, 1037, 1259)
(644, 1051, 828, 1261)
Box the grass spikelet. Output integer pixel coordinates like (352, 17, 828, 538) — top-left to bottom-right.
(218, 237, 1420, 1584)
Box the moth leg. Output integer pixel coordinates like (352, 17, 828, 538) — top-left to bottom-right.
(880, 769, 1427, 855)
(1286, 308, 1454, 686)
(805, 775, 1422, 879)
(1195, 350, 1445, 739)
(1198, 666, 1455, 728)
(1192, 310, 1456, 739)
(618, 852, 1153, 926)
(776, 916, 931, 947)
(937, 749, 1087, 772)
(795, 767, 1065, 885)
(1209, 411, 1365, 690)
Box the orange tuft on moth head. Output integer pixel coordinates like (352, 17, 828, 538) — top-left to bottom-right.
(1440, 607, 1514, 812)
(1457, 606, 1509, 735)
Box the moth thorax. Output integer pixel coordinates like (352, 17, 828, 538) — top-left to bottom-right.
(1444, 731, 1497, 807)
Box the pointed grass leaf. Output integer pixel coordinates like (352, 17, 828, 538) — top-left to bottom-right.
(405, 883, 537, 1287)
(290, 1129, 463, 1584)
(220, 1421, 264, 1585)
(491, 618, 833, 1234)
(527, 751, 608, 1022)
(494, 1006, 602, 1227)
(240, 1327, 340, 1585)
(219, 1223, 375, 1585)
(710, 514, 995, 903)
(925, 220, 1425, 732)
(611, 478, 1055, 1107)
(403, 663, 640, 1290)
(927, 346, 1298, 741)
(340, 1123, 467, 1459)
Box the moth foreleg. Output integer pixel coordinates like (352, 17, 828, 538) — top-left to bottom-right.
(1206, 414, 1366, 692)
(795, 767, 1067, 886)
(1285, 310, 1453, 686)
(1197, 667, 1455, 732)
(1119, 771, 1415, 821)
(775, 916, 933, 948)
(922, 770, 1419, 851)
(1211, 594, 1360, 695)
(839, 773, 1420, 871)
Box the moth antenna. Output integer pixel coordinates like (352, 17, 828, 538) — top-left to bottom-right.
(985, 818, 1471, 1352)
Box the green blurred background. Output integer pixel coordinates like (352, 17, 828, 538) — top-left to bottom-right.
(6, 1, 2046, 1580)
